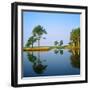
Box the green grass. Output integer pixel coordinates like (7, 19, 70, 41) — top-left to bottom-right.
(24, 45, 80, 51)
(24, 46, 66, 51)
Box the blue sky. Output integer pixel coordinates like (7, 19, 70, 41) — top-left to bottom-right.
(23, 11, 80, 46)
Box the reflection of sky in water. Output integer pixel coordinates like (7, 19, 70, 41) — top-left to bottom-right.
(22, 49, 80, 77)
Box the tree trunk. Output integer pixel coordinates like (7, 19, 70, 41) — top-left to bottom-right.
(38, 39, 40, 48)
(78, 41, 80, 48)
(32, 44, 33, 48)
(72, 42, 75, 47)
(74, 42, 77, 47)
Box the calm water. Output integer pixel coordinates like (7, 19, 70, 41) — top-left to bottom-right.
(22, 49, 80, 77)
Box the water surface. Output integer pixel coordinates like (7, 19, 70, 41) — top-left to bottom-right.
(22, 49, 80, 77)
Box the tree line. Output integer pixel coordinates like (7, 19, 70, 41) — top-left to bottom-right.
(25, 25, 80, 48)
(69, 27, 80, 48)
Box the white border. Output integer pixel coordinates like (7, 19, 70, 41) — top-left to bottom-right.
(18, 5, 86, 84)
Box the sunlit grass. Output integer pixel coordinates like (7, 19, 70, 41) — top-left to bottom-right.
(23, 45, 80, 51)
(23, 47, 50, 51)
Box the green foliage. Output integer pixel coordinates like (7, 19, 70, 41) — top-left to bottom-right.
(25, 36, 37, 47)
(25, 25, 47, 48)
(32, 25, 47, 47)
(54, 40, 63, 47)
(70, 27, 80, 47)
(33, 25, 47, 37)
(60, 40, 63, 46)
(54, 41, 58, 46)
(70, 50, 80, 68)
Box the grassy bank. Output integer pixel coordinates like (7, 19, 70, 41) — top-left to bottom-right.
(23, 45, 80, 51)
(23, 47, 50, 51)
(23, 46, 64, 51)
(64, 45, 80, 50)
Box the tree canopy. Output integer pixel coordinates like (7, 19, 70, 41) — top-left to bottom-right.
(70, 27, 80, 47)
(25, 36, 37, 47)
(32, 25, 47, 47)
(54, 41, 58, 46)
(32, 25, 47, 38)
(60, 40, 63, 46)
(25, 25, 47, 48)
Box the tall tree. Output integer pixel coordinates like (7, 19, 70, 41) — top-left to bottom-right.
(25, 36, 37, 48)
(70, 27, 80, 47)
(32, 25, 47, 47)
(54, 41, 58, 46)
(60, 40, 63, 46)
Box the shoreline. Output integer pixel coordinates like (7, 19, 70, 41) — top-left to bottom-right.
(23, 46, 80, 51)
(23, 47, 50, 51)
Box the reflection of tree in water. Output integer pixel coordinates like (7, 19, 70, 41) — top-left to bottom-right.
(27, 52, 37, 63)
(59, 50, 63, 55)
(70, 49, 80, 69)
(54, 49, 63, 55)
(27, 52, 47, 74)
(54, 49, 59, 54)
(54, 48, 80, 69)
